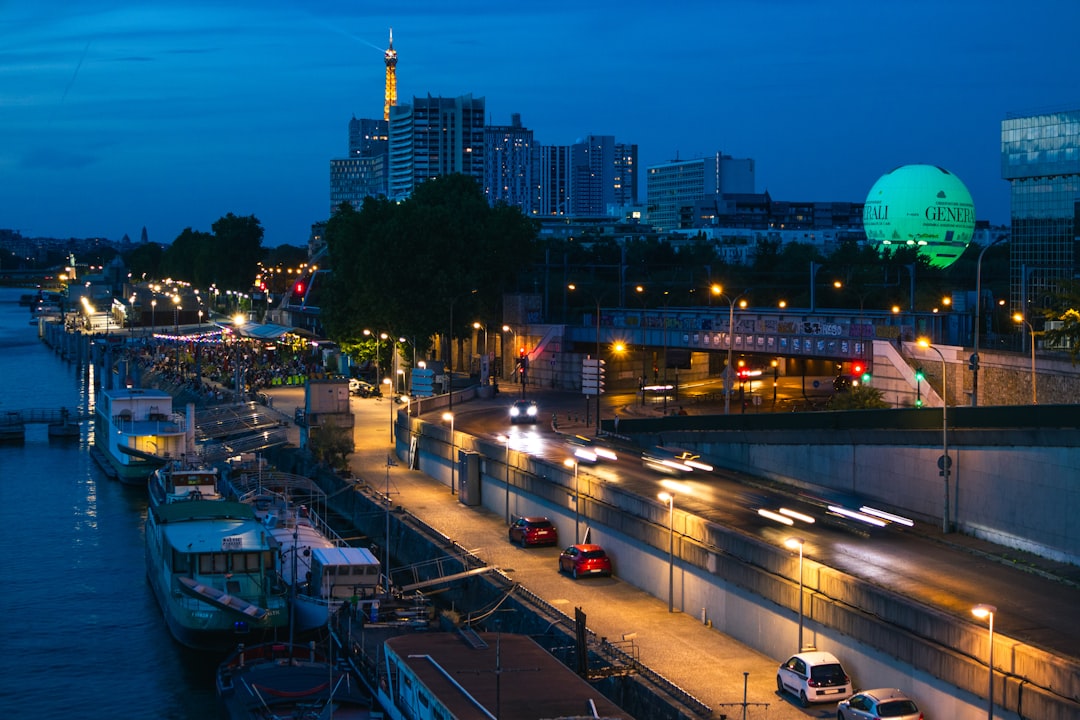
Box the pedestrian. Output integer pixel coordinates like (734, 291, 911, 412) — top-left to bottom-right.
(613, 414, 620, 432)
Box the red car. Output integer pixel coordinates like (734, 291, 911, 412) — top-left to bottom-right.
(508, 516, 559, 547)
(558, 544, 612, 579)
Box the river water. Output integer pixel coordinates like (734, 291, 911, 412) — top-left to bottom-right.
(0, 287, 223, 719)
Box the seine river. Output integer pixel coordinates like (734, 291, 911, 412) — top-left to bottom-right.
(0, 287, 222, 719)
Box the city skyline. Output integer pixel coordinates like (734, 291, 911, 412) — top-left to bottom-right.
(4, 1, 1080, 247)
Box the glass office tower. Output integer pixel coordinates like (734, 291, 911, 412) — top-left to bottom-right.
(1001, 110, 1080, 318)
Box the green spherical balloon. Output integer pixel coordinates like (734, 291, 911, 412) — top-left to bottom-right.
(863, 164, 975, 268)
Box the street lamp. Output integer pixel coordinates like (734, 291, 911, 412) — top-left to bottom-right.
(448, 289, 478, 413)
(232, 313, 246, 401)
(150, 298, 156, 335)
(972, 235, 1006, 406)
(658, 492, 675, 613)
(501, 324, 517, 381)
(1013, 313, 1037, 404)
(918, 339, 951, 533)
(383, 377, 394, 438)
(497, 434, 512, 524)
(563, 458, 580, 542)
(972, 603, 997, 720)
(715, 286, 750, 415)
(784, 537, 806, 651)
(363, 329, 383, 386)
(442, 412, 455, 495)
(568, 283, 603, 435)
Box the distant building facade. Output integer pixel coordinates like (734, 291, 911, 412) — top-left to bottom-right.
(389, 94, 486, 200)
(484, 113, 536, 211)
(532, 135, 638, 218)
(1001, 109, 1080, 316)
(646, 153, 755, 231)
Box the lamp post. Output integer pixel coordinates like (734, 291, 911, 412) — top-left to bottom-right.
(716, 287, 749, 415)
(563, 458, 580, 542)
(972, 603, 997, 720)
(635, 285, 650, 406)
(383, 377, 394, 439)
(658, 492, 675, 613)
(442, 412, 455, 495)
(150, 298, 156, 335)
(233, 313, 246, 402)
(497, 434, 512, 524)
(918, 339, 950, 533)
(1013, 313, 1037, 404)
(448, 289, 478, 413)
(568, 284, 603, 435)
(784, 537, 806, 651)
(972, 236, 1005, 406)
(501, 324, 517, 381)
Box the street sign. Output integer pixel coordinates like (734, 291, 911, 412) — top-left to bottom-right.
(937, 454, 952, 470)
(582, 358, 605, 396)
(411, 367, 435, 397)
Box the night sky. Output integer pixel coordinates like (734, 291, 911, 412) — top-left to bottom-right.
(4, 1, 1079, 247)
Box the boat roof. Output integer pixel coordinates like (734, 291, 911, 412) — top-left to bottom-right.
(384, 632, 634, 720)
(159, 508, 275, 553)
(311, 546, 378, 566)
(100, 387, 174, 401)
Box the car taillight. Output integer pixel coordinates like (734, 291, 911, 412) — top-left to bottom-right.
(807, 679, 820, 687)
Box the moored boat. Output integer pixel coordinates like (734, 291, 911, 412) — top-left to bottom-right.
(144, 499, 289, 651)
(92, 387, 192, 485)
(229, 467, 383, 633)
(149, 457, 226, 507)
(216, 640, 382, 720)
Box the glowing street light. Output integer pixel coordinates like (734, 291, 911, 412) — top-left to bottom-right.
(442, 412, 455, 495)
(972, 603, 997, 720)
(1013, 313, 1037, 405)
(918, 338, 951, 533)
(563, 458, 580, 542)
(658, 492, 675, 613)
(784, 537, 806, 651)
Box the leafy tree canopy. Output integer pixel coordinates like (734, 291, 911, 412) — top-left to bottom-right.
(159, 214, 264, 289)
(322, 174, 537, 354)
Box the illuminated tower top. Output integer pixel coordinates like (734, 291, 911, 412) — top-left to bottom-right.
(383, 28, 397, 122)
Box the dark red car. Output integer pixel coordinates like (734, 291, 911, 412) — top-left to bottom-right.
(558, 544, 612, 579)
(508, 516, 559, 547)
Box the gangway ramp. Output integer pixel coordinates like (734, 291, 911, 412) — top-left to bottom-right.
(391, 555, 494, 594)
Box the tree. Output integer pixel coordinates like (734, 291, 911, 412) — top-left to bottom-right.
(211, 213, 264, 290)
(322, 175, 536, 353)
(125, 242, 164, 280)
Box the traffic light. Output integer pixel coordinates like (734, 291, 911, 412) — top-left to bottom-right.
(915, 367, 925, 382)
(853, 362, 871, 384)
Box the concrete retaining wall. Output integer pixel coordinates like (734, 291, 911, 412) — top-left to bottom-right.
(396, 414, 1080, 720)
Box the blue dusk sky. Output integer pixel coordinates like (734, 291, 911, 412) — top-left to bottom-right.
(3, 1, 1079, 248)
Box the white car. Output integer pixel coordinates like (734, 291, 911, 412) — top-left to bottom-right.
(776, 651, 853, 706)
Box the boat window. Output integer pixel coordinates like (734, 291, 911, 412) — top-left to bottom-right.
(199, 553, 229, 574)
(171, 550, 190, 573)
(234, 552, 261, 573)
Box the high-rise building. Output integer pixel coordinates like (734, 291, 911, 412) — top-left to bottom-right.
(532, 135, 638, 218)
(484, 113, 536, 212)
(1001, 109, 1080, 317)
(348, 117, 388, 158)
(388, 94, 486, 200)
(645, 152, 755, 232)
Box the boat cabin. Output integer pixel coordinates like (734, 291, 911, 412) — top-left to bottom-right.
(307, 546, 381, 601)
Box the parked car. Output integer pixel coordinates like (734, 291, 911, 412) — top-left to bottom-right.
(838, 688, 922, 720)
(566, 434, 618, 463)
(776, 650, 853, 706)
(558, 544, 612, 579)
(349, 378, 379, 397)
(509, 399, 538, 424)
(508, 516, 559, 547)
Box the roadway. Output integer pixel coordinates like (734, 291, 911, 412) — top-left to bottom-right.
(263, 382, 1080, 719)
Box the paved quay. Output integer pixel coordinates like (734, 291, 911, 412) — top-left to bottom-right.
(259, 386, 822, 720)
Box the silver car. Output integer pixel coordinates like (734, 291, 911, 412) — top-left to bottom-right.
(838, 688, 922, 720)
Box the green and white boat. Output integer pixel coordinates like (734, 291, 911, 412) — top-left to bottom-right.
(145, 499, 289, 651)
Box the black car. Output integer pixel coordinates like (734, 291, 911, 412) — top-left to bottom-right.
(509, 400, 538, 424)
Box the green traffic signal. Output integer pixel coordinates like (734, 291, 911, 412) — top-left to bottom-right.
(914, 367, 925, 382)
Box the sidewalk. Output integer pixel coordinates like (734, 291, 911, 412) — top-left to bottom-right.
(262, 387, 809, 720)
